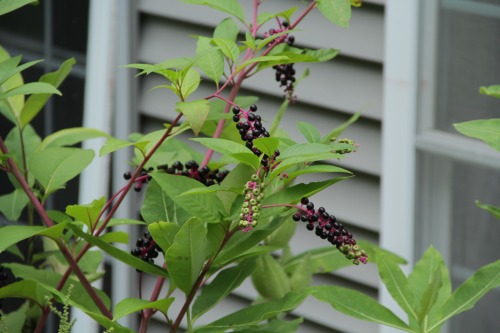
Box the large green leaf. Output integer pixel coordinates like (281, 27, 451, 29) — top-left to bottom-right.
(66, 197, 106, 230)
(257, 7, 298, 26)
(153, 173, 225, 224)
(309, 285, 412, 331)
(0, 0, 38, 15)
(176, 99, 209, 136)
(196, 292, 307, 332)
(2, 301, 28, 333)
(113, 297, 174, 321)
(4, 124, 41, 174)
(69, 224, 169, 277)
(297, 121, 321, 143)
(289, 252, 312, 292)
(197, 47, 224, 87)
(165, 217, 208, 294)
(304, 48, 340, 62)
(37, 127, 109, 150)
(251, 253, 291, 300)
(29, 147, 94, 197)
(454, 119, 500, 151)
(376, 250, 418, 321)
(283, 246, 348, 274)
(0, 224, 68, 253)
(192, 258, 256, 321)
(230, 318, 303, 333)
(475, 200, 500, 219)
(0, 81, 61, 100)
(180, 67, 201, 100)
(0, 188, 29, 221)
(211, 38, 240, 62)
(253, 137, 279, 157)
(179, 0, 245, 23)
(0, 280, 50, 306)
(20, 57, 75, 127)
(316, 0, 352, 28)
(191, 137, 259, 169)
(213, 17, 239, 42)
(428, 259, 500, 332)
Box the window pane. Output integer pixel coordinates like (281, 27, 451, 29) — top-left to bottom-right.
(434, 2, 500, 132)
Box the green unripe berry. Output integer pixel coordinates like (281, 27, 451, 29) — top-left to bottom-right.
(249, 198, 257, 206)
(257, 193, 264, 201)
(245, 193, 252, 200)
(252, 206, 259, 213)
(251, 219, 258, 227)
(242, 207, 250, 214)
(239, 220, 248, 227)
(242, 201, 249, 208)
(252, 212, 260, 219)
(252, 188, 260, 195)
(251, 174, 259, 181)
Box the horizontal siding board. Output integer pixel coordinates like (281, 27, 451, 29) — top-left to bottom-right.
(138, 75, 382, 176)
(138, 0, 384, 62)
(138, 15, 383, 120)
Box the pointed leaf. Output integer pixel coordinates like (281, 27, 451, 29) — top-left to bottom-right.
(0, 188, 29, 221)
(304, 48, 339, 62)
(290, 252, 312, 292)
(30, 147, 94, 197)
(320, 111, 361, 144)
(297, 121, 321, 143)
(66, 196, 106, 230)
(176, 99, 209, 136)
(165, 217, 208, 294)
(20, 57, 75, 127)
(376, 249, 418, 321)
(38, 127, 109, 150)
(191, 137, 259, 169)
(475, 200, 500, 219)
(213, 17, 239, 41)
(180, 67, 201, 99)
(237, 56, 288, 73)
(113, 297, 174, 321)
(179, 0, 245, 23)
(417, 266, 443, 319)
(0, 81, 61, 100)
(0, 225, 45, 253)
(197, 47, 224, 86)
(316, 0, 352, 28)
(0, 280, 50, 306)
(309, 286, 412, 331)
(253, 137, 279, 157)
(211, 38, 240, 62)
(454, 119, 500, 151)
(251, 253, 291, 300)
(479, 85, 500, 99)
(192, 258, 256, 320)
(198, 292, 307, 331)
(428, 260, 500, 332)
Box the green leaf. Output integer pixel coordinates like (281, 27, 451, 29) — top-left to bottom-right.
(475, 200, 500, 219)
(4, 124, 41, 176)
(217, 163, 255, 214)
(266, 219, 296, 248)
(192, 258, 256, 321)
(230, 318, 303, 333)
(290, 252, 312, 292)
(454, 119, 500, 151)
(153, 173, 225, 224)
(0, 280, 50, 306)
(479, 85, 500, 99)
(256, 31, 297, 52)
(286, 164, 351, 182)
(38, 127, 109, 150)
(256, 7, 298, 26)
(253, 137, 279, 157)
(165, 217, 208, 294)
(69, 224, 169, 277)
(180, 67, 201, 99)
(191, 137, 259, 169)
(428, 259, 500, 332)
(251, 253, 291, 300)
(284, 246, 350, 274)
(0, 224, 68, 253)
(104, 218, 146, 228)
(99, 137, 135, 157)
(213, 17, 239, 41)
(66, 197, 106, 230)
(113, 297, 174, 321)
(211, 38, 240, 62)
(2, 301, 28, 333)
(176, 99, 209, 136)
(179, 0, 245, 23)
(316, 0, 352, 28)
(417, 266, 442, 321)
(376, 249, 418, 321)
(197, 47, 224, 87)
(197, 292, 307, 331)
(407, 246, 451, 316)
(0, 0, 38, 15)
(20, 57, 75, 127)
(29, 147, 94, 197)
(148, 221, 180, 253)
(141, 178, 191, 225)
(0, 188, 29, 221)
(0, 81, 61, 100)
(320, 111, 361, 144)
(237, 55, 289, 73)
(99, 231, 129, 244)
(297, 121, 321, 143)
(309, 286, 412, 331)
(304, 48, 339, 62)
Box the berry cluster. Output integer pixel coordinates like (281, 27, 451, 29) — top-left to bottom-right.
(123, 161, 229, 190)
(131, 231, 162, 265)
(273, 63, 296, 102)
(239, 174, 265, 232)
(336, 138, 358, 154)
(292, 197, 368, 265)
(232, 104, 280, 167)
(263, 21, 295, 47)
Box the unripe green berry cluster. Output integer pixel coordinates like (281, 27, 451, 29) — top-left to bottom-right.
(292, 197, 367, 264)
(239, 174, 265, 232)
(336, 138, 358, 155)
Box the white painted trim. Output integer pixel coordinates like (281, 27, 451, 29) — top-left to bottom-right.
(380, 0, 420, 331)
(74, 1, 118, 332)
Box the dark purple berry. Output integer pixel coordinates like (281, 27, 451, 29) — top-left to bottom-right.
(249, 104, 258, 112)
(123, 172, 132, 180)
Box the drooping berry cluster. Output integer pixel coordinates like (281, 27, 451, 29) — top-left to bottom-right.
(232, 104, 280, 167)
(273, 63, 296, 102)
(239, 174, 265, 232)
(131, 231, 162, 265)
(263, 21, 295, 47)
(292, 197, 368, 265)
(123, 161, 229, 190)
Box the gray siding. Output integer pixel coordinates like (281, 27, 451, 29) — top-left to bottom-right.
(135, 1, 384, 332)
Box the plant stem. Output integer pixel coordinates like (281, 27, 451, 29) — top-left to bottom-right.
(169, 229, 237, 333)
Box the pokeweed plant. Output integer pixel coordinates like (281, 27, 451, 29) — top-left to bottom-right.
(0, 1, 499, 332)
